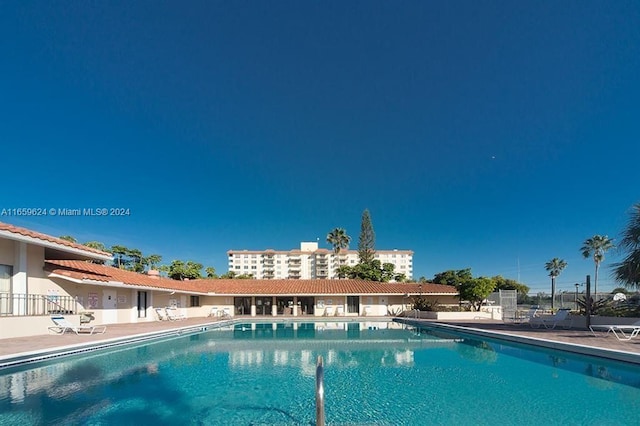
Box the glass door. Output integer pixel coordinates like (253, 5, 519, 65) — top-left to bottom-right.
(137, 291, 148, 318)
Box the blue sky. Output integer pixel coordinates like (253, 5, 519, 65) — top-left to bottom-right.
(1, 1, 639, 294)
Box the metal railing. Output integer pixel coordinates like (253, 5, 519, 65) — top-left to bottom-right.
(316, 355, 325, 426)
(0, 293, 78, 317)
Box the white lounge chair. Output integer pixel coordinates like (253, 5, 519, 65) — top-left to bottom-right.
(155, 307, 169, 321)
(590, 320, 640, 341)
(165, 307, 186, 321)
(324, 306, 334, 317)
(48, 315, 107, 335)
(530, 309, 572, 329)
(504, 307, 539, 325)
(220, 307, 232, 319)
(336, 305, 345, 316)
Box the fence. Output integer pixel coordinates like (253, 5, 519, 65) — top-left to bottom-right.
(0, 293, 79, 317)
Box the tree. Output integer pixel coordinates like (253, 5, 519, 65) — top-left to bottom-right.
(358, 209, 376, 264)
(458, 277, 496, 311)
(581, 235, 614, 296)
(327, 227, 351, 254)
(144, 254, 163, 270)
(84, 241, 108, 252)
(205, 266, 217, 279)
(59, 235, 77, 243)
(432, 269, 473, 287)
(350, 260, 383, 281)
(110, 245, 128, 269)
(219, 271, 237, 279)
(83, 241, 109, 264)
(336, 265, 352, 279)
(381, 262, 396, 282)
(544, 258, 567, 309)
(613, 203, 640, 289)
(491, 275, 530, 295)
(168, 260, 202, 280)
(127, 248, 144, 273)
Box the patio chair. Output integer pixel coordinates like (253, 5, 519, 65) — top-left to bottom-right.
(48, 315, 107, 335)
(220, 307, 232, 320)
(589, 319, 640, 341)
(155, 307, 169, 321)
(165, 307, 187, 321)
(529, 309, 572, 330)
(324, 306, 334, 317)
(504, 306, 539, 325)
(209, 307, 219, 318)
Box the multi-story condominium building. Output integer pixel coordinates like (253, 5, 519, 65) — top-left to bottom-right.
(227, 242, 413, 280)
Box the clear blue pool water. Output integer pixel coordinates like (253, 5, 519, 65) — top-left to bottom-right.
(1, 320, 640, 425)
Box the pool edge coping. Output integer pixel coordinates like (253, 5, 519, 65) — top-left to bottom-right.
(398, 319, 640, 365)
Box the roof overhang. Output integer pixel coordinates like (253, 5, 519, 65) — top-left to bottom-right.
(48, 273, 209, 295)
(0, 229, 112, 262)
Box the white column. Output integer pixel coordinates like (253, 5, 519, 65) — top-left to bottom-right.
(13, 242, 27, 315)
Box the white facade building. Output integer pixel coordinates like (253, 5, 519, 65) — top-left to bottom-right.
(227, 242, 413, 280)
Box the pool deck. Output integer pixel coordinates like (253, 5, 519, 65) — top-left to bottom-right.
(1, 317, 639, 367)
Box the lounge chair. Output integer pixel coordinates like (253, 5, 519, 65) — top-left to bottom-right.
(220, 307, 232, 319)
(209, 307, 219, 317)
(336, 305, 345, 316)
(155, 307, 169, 321)
(529, 309, 572, 329)
(48, 315, 107, 335)
(165, 307, 187, 321)
(589, 320, 640, 341)
(324, 306, 334, 317)
(504, 307, 539, 325)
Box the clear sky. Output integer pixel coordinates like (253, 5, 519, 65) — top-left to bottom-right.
(1, 1, 639, 294)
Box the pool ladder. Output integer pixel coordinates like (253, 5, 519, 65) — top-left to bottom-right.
(316, 355, 325, 426)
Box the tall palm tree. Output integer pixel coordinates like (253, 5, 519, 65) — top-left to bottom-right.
(327, 228, 351, 278)
(581, 235, 615, 297)
(544, 258, 567, 309)
(613, 203, 640, 289)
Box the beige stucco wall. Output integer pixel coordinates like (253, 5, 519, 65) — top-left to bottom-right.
(0, 238, 14, 265)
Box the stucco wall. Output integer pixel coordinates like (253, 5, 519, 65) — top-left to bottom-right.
(0, 238, 14, 265)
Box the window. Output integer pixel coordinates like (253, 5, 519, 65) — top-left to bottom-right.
(190, 295, 200, 307)
(0, 265, 13, 315)
(0, 265, 12, 293)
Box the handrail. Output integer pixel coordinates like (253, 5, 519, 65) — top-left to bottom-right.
(315, 355, 325, 426)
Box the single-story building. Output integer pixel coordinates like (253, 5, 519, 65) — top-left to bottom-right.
(0, 222, 458, 339)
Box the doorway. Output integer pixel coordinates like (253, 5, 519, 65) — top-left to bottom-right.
(137, 291, 148, 318)
(102, 290, 117, 324)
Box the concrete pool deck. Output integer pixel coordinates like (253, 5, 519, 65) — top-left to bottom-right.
(1, 317, 639, 368)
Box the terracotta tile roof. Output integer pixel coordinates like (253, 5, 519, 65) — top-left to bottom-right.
(202, 279, 457, 295)
(45, 260, 211, 293)
(44, 260, 457, 296)
(0, 222, 111, 257)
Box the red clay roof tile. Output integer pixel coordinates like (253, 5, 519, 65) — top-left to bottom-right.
(0, 222, 111, 257)
(44, 260, 457, 296)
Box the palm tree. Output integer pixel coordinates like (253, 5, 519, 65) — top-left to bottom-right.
(613, 203, 640, 289)
(327, 228, 351, 279)
(544, 258, 567, 309)
(581, 235, 615, 297)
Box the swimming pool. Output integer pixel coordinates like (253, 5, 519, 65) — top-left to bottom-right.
(1, 320, 639, 425)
